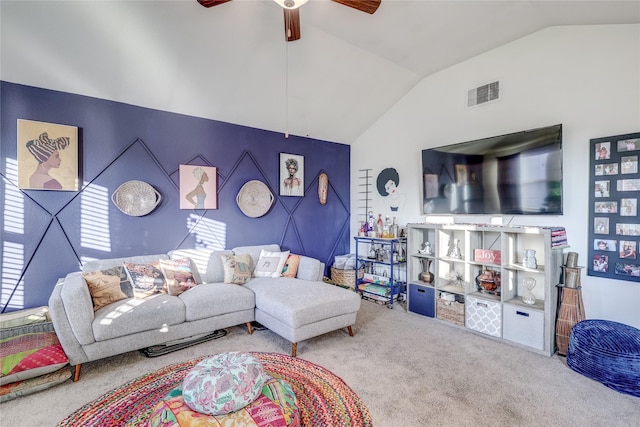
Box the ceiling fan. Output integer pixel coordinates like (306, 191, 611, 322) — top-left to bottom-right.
(197, 0, 381, 42)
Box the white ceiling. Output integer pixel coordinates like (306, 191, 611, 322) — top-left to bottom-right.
(2, 0, 639, 144)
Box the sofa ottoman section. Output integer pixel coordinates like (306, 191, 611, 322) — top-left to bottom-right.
(245, 277, 361, 356)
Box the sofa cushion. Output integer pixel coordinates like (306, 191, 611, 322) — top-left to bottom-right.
(91, 294, 186, 342)
(282, 254, 301, 278)
(295, 256, 323, 281)
(203, 250, 234, 283)
(178, 283, 255, 322)
(232, 244, 281, 270)
(254, 250, 290, 278)
(83, 254, 169, 272)
(221, 254, 253, 285)
(244, 278, 361, 328)
(182, 352, 267, 415)
(123, 262, 168, 298)
(82, 270, 129, 311)
(159, 258, 197, 296)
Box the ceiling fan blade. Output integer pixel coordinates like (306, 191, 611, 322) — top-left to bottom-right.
(283, 8, 301, 42)
(197, 0, 232, 8)
(331, 0, 381, 14)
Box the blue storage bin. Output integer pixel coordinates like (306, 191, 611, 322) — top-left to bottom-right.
(408, 283, 435, 317)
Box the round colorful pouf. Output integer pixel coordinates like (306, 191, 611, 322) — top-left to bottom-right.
(182, 352, 268, 415)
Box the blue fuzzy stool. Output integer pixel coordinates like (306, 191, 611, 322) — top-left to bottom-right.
(566, 319, 640, 397)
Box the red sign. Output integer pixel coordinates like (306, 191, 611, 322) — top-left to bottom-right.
(474, 249, 501, 264)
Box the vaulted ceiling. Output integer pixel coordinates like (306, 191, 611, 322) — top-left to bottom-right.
(2, 0, 639, 144)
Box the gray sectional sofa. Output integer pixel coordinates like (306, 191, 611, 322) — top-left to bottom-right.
(48, 244, 361, 381)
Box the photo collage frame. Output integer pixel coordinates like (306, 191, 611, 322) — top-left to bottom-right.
(588, 131, 640, 282)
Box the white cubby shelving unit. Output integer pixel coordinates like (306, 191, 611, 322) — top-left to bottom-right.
(407, 223, 566, 356)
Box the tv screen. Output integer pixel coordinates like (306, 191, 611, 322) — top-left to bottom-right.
(422, 124, 563, 215)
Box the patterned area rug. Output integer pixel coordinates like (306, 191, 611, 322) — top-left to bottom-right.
(57, 352, 372, 426)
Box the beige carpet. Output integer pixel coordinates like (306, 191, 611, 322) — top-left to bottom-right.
(1, 299, 638, 426)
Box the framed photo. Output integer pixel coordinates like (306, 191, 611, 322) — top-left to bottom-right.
(280, 153, 304, 197)
(594, 201, 617, 213)
(179, 165, 217, 209)
(592, 255, 609, 272)
(621, 156, 638, 174)
(594, 217, 609, 234)
(617, 138, 639, 152)
(589, 131, 640, 283)
(17, 119, 78, 191)
(619, 240, 637, 259)
(621, 198, 637, 216)
(594, 239, 617, 252)
(594, 180, 610, 197)
(595, 141, 611, 160)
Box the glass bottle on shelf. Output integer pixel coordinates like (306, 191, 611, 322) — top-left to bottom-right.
(391, 217, 399, 239)
(377, 214, 384, 236)
(383, 215, 391, 238)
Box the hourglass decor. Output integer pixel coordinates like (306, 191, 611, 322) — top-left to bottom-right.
(522, 277, 536, 305)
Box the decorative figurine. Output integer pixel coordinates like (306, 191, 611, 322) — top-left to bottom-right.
(522, 277, 536, 305)
(523, 249, 538, 269)
(449, 238, 463, 259)
(418, 241, 433, 255)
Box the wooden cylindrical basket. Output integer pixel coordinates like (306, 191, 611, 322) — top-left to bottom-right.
(556, 286, 586, 356)
(330, 267, 364, 290)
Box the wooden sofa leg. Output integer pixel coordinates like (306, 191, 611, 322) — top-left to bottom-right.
(72, 364, 82, 382)
(246, 322, 253, 335)
(348, 325, 354, 337)
(291, 343, 297, 358)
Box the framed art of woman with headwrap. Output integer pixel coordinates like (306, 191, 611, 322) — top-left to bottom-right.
(17, 119, 78, 191)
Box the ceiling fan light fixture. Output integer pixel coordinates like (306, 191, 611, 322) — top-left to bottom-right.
(274, 0, 309, 10)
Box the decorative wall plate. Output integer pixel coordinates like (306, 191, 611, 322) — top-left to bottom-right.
(111, 180, 162, 217)
(236, 180, 274, 218)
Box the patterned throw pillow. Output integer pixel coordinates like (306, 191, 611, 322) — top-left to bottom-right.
(82, 270, 129, 311)
(182, 352, 268, 416)
(282, 254, 301, 278)
(220, 254, 253, 285)
(123, 262, 167, 298)
(254, 250, 290, 278)
(159, 258, 197, 296)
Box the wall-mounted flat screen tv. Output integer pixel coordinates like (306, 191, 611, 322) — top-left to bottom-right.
(422, 124, 563, 215)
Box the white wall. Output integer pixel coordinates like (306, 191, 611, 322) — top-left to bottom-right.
(351, 24, 640, 328)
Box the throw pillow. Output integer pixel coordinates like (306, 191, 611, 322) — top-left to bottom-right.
(123, 262, 167, 298)
(282, 254, 301, 278)
(220, 254, 253, 285)
(159, 258, 197, 296)
(182, 352, 268, 416)
(0, 332, 69, 386)
(254, 250, 290, 278)
(82, 270, 129, 311)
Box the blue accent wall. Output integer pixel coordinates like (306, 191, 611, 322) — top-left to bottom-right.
(0, 81, 351, 312)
